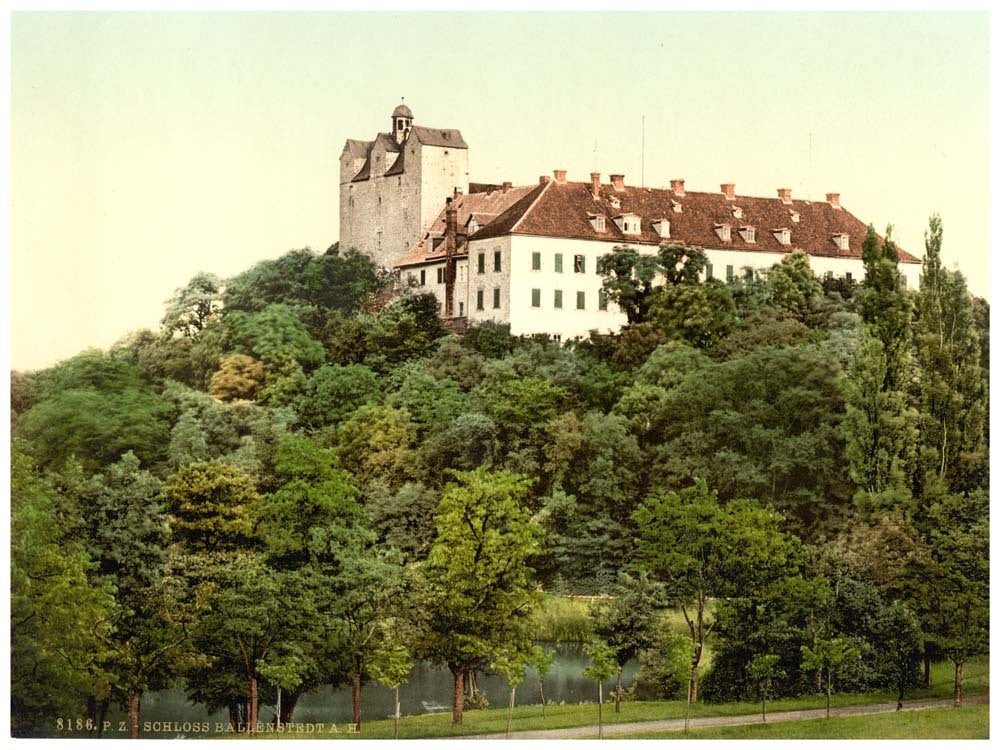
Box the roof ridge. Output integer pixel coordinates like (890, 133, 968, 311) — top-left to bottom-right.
(510, 180, 553, 234)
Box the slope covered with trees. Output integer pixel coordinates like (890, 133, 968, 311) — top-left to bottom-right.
(10, 227, 988, 736)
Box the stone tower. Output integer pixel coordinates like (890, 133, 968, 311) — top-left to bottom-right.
(339, 102, 469, 270)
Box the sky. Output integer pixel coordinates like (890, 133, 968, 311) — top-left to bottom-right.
(8, 11, 992, 372)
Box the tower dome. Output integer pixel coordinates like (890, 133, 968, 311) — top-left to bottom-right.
(392, 101, 413, 143)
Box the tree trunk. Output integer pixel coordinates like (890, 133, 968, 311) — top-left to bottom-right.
(249, 673, 259, 736)
(128, 690, 142, 739)
(394, 686, 400, 740)
(280, 690, 301, 725)
(228, 704, 239, 733)
(597, 681, 604, 739)
(506, 686, 515, 739)
(452, 666, 465, 724)
(540, 680, 546, 718)
(96, 698, 109, 738)
(826, 670, 832, 719)
(615, 668, 622, 714)
(923, 652, 932, 688)
(690, 661, 699, 703)
(954, 658, 964, 707)
(276, 687, 281, 731)
(351, 671, 362, 730)
(761, 695, 766, 723)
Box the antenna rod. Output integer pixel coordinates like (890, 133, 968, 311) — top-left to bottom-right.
(641, 115, 645, 188)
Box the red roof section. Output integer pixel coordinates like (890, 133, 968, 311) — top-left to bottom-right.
(395, 184, 538, 268)
(471, 180, 920, 263)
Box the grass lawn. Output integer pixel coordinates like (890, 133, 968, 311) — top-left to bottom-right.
(254, 656, 987, 740)
(616, 704, 989, 739)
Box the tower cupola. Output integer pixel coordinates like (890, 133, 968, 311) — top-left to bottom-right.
(392, 101, 413, 144)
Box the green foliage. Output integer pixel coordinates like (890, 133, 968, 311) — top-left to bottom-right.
(166, 462, 261, 554)
(591, 572, 666, 668)
(582, 641, 618, 683)
(597, 245, 661, 324)
(296, 364, 380, 431)
(161, 272, 222, 338)
(766, 251, 823, 322)
(227, 303, 326, 370)
(647, 281, 738, 349)
(10, 447, 114, 736)
(16, 352, 172, 472)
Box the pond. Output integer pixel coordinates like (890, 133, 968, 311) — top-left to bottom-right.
(101, 642, 639, 738)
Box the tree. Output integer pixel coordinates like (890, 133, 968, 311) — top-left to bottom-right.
(227, 303, 326, 371)
(597, 245, 661, 324)
(491, 647, 532, 739)
(166, 462, 260, 554)
(766, 251, 823, 322)
(582, 642, 617, 739)
(161, 272, 223, 338)
(209, 354, 266, 402)
(529, 647, 556, 718)
(411, 468, 543, 724)
(872, 602, 923, 711)
(633, 481, 800, 702)
(11, 447, 114, 736)
(647, 281, 737, 349)
(746, 654, 785, 722)
(591, 572, 665, 713)
(296, 364, 380, 432)
(800, 638, 861, 718)
(912, 214, 987, 496)
(368, 640, 413, 739)
(81, 453, 189, 738)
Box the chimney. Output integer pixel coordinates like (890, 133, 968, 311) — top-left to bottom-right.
(778, 187, 792, 204)
(721, 183, 735, 201)
(610, 174, 625, 192)
(453, 186, 463, 200)
(826, 192, 841, 209)
(670, 178, 686, 197)
(539, 175, 552, 184)
(502, 181, 512, 193)
(554, 169, 567, 184)
(444, 197, 458, 318)
(445, 197, 458, 254)
(590, 172, 601, 199)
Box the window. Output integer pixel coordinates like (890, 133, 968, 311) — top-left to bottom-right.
(554, 290, 563, 308)
(706, 263, 713, 280)
(715, 223, 732, 242)
(531, 289, 541, 307)
(732, 206, 743, 219)
(574, 255, 585, 273)
(494, 251, 502, 272)
(493, 288, 501, 308)
(739, 226, 756, 243)
(589, 215, 606, 232)
(834, 234, 849, 251)
(554, 253, 563, 273)
(576, 291, 586, 309)
(726, 264, 734, 282)
(654, 219, 670, 239)
(744, 268, 754, 281)
(846, 272, 853, 283)
(532, 252, 541, 270)
(459, 266, 467, 282)
(671, 200, 683, 214)
(437, 267, 444, 284)
(900, 275, 907, 288)
(478, 253, 485, 274)
(774, 229, 791, 245)
(459, 301, 464, 316)
(420, 269, 426, 286)
(476, 289, 484, 311)
(598, 290, 608, 310)
(826, 270, 833, 281)
(553, 334, 562, 344)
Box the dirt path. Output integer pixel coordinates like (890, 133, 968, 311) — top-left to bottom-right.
(462, 694, 989, 739)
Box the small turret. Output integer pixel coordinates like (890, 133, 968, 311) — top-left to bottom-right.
(392, 101, 413, 144)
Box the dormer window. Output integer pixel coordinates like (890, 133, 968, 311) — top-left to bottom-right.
(609, 196, 621, 210)
(653, 219, 670, 239)
(732, 206, 743, 219)
(738, 225, 756, 243)
(773, 228, 792, 245)
(613, 213, 641, 235)
(714, 223, 732, 242)
(588, 213, 606, 232)
(467, 218, 480, 234)
(789, 210, 800, 223)
(671, 200, 683, 214)
(833, 233, 849, 251)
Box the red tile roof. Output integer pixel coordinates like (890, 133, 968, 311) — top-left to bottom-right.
(395, 185, 538, 268)
(471, 180, 920, 263)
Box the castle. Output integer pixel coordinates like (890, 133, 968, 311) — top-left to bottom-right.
(340, 103, 922, 341)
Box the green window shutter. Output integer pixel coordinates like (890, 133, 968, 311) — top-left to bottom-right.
(532, 252, 541, 270)
(493, 288, 500, 308)
(576, 291, 585, 309)
(478, 253, 485, 274)
(554, 253, 563, 273)
(598, 290, 607, 310)
(554, 290, 562, 308)
(531, 288, 541, 307)
(476, 289, 484, 310)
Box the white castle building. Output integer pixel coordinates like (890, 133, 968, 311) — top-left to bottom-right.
(340, 104, 922, 340)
